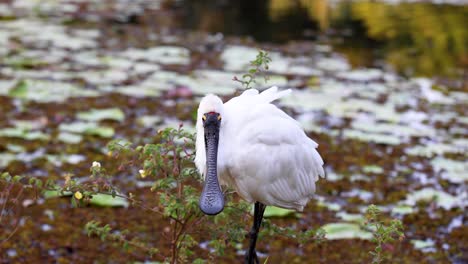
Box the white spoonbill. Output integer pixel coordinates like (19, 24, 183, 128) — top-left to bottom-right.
(195, 86, 324, 263)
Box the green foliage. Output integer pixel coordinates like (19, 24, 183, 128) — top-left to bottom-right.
(93, 126, 324, 262)
(85, 221, 160, 257)
(365, 205, 405, 264)
(0, 127, 324, 262)
(262, 219, 326, 245)
(0, 173, 27, 245)
(233, 50, 272, 89)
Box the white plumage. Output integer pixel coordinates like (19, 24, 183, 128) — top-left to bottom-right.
(195, 86, 325, 211)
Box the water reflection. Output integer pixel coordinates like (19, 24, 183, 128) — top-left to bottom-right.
(176, 0, 467, 78)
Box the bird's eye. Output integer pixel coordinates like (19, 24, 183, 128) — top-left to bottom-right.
(202, 115, 206, 121)
(217, 115, 222, 121)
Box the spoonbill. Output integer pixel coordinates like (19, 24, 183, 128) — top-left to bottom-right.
(195, 86, 324, 263)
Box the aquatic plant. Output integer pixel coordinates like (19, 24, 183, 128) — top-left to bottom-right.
(233, 49, 272, 89)
(0, 174, 25, 246)
(365, 205, 405, 264)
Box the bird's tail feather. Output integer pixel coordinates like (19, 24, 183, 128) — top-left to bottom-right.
(260, 86, 291, 103)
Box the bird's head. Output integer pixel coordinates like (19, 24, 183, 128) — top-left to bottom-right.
(197, 94, 224, 125)
(196, 94, 225, 215)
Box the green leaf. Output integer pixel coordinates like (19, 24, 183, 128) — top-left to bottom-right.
(8, 80, 28, 98)
(77, 108, 125, 122)
(0, 127, 50, 141)
(321, 222, 373, 240)
(57, 132, 83, 144)
(59, 122, 115, 138)
(255, 206, 298, 218)
(411, 239, 435, 250)
(12, 175, 24, 183)
(43, 190, 72, 199)
(1, 172, 12, 182)
(90, 193, 129, 208)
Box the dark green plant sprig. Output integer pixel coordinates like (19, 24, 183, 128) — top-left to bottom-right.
(233, 50, 272, 89)
(107, 126, 209, 263)
(85, 221, 161, 258)
(0, 173, 26, 245)
(261, 219, 326, 244)
(365, 205, 405, 264)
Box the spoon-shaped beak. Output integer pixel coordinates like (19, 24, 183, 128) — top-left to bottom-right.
(199, 113, 224, 215)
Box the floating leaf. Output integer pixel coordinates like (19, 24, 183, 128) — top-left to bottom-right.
(43, 190, 72, 199)
(122, 46, 190, 65)
(6, 79, 99, 102)
(363, 165, 384, 174)
(57, 132, 83, 144)
(77, 108, 125, 122)
(403, 188, 465, 210)
(322, 222, 372, 240)
(137, 115, 163, 128)
(8, 79, 28, 98)
(6, 144, 26, 153)
(336, 212, 365, 223)
(59, 122, 114, 138)
(411, 239, 436, 252)
(431, 157, 468, 184)
(90, 193, 129, 208)
(391, 205, 415, 216)
(0, 153, 16, 168)
(0, 127, 50, 141)
(257, 206, 298, 218)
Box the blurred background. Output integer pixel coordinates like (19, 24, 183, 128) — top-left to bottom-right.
(0, 0, 466, 263)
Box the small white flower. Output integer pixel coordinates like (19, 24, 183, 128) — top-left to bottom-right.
(139, 169, 147, 178)
(92, 161, 101, 168)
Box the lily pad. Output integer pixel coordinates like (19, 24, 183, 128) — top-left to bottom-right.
(6, 79, 99, 102)
(405, 143, 465, 157)
(363, 165, 384, 174)
(89, 193, 129, 208)
(322, 222, 372, 240)
(43, 190, 128, 207)
(137, 115, 163, 128)
(57, 132, 83, 144)
(46, 154, 86, 166)
(317, 199, 342, 211)
(0, 153, 16, 168)
(343, 129, 401, 145)
(391, 205, 415, 216)
(403, 188, 465, 210)
(431, 157, 468, 184)
(122, 46, 190, 65)
(260, 206, 298, 218)
(6, 144, 26, 153)
(337, 69, 383, 82)
(411, 239, 436, 253)
(77, 108, 125, 122)
(336, 212, 365, 223)
(0, 127, 50, 141)
(59, 122, 115, 138)
(43, 190, 73, 199)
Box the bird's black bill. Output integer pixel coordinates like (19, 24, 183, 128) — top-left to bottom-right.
(199, 112, 224, 215)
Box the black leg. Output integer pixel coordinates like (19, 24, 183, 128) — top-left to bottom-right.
(245, 202, 266, 264)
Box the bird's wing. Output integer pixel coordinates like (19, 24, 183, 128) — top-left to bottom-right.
(224, 86, 291, 108)
(220, 89, 324, 211)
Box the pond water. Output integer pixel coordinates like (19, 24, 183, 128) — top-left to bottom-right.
(0, 0, 466, 263)
(176, 0, 468, 80)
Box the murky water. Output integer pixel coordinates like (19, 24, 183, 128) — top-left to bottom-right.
(0, 0, 467, 263)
